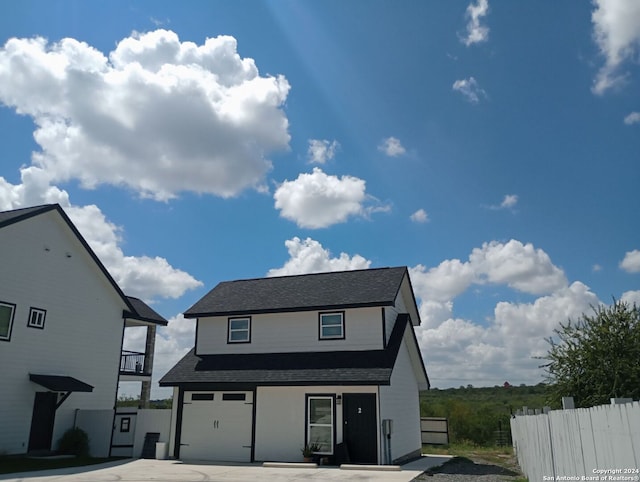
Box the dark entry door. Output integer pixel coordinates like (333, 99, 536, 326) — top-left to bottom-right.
(343, 393, 377, 464)
(28, 392, 57, 452)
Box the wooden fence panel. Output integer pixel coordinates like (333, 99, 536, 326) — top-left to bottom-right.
(511, 401, 640, 481)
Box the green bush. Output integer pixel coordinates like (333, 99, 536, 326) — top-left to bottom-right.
(57, 427, 89, 456)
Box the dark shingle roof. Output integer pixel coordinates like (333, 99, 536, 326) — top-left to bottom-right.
(184, 266, 408, 317)
(125, 296, 168, 326)
(159, 314, 409, 387)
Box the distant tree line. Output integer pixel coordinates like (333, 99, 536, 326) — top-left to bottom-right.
(420, 384, 552, 446)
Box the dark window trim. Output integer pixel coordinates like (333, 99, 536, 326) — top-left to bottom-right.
(192, 393, 215, 401)
(0, 301, 16, 342)
(27, 307, 47, 330)
(318, 311, 345, 340)
(120, 417, 131, 433)
(222, 393, 246, 401)
(305, 393, 336, 455)
(227, 316, 251, 344)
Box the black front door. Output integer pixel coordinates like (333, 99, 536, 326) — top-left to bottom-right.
(28, 392, 57, 452)
(343, 393, 377, 464)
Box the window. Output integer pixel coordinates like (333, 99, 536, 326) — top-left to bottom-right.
(227, 317, 251, 343)
(0, 301, 16, 341)
(192, 393, 214, 401)
(120, 417, 131, 433)
(28, 307, 47, 329)
(222, 393, 246, 401)
(319, 312, 344, 340)
(307, 396, 334, 454)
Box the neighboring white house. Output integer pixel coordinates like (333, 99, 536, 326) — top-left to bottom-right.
(160, 267, 429, 465)
(0, 204, 167, 456)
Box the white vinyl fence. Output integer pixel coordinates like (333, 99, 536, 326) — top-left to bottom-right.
(510, 401, 640, 482)
(76, 408, 171, 458)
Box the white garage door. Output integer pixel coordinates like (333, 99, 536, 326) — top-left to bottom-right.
(180, 391, 253, 462)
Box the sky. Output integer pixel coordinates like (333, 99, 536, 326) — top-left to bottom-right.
(1, 0, 639, 399)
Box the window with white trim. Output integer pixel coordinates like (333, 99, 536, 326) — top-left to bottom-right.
(228, 317, 251, 343)
(319, 312, 344, 339)
(28, 307, 47, 329)
(0, 301, 16, 341)
(307, 396, 334, 454)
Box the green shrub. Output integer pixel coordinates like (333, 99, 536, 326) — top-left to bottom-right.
(57, 427, 89, 456)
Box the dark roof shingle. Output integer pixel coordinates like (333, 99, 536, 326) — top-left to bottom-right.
(184, 266, 408, 317)
(126, 296, 168, 326)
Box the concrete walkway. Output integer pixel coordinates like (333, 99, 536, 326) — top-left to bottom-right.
(0, 455, 452, 482)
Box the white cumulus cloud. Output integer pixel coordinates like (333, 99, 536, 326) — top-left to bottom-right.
(452, 77, 487, 103)
(621, 290, 640, 305)
(267, 237, 371, 277)
(308, 139, 340, 164)
(410, 209, 429, 223)
(624, 112, 640, 125)
(274, 167, 382, 229)
(461, 0, 490, 46)
(591, 0, 640, 94)
(378, 137, 406, 157)
(0, 30, 290, 201)
(469, 240, 568, 295)
(620, 249, 640, 273)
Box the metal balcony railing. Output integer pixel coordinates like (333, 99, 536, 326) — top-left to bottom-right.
(120, 350, 147, 375)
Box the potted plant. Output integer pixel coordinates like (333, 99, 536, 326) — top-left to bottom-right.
(301, 442, 320, 462)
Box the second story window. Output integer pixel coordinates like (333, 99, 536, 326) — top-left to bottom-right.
(28, 307, 47, 329)
(0, 301, 16, 342)
(319, 312, 344, 340)
(228, 316, 251, 343)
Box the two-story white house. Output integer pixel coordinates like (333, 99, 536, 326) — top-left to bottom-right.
(160, 267, 429, 465)
(0, 204, 167, 456)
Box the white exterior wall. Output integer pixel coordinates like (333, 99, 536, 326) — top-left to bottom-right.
(254, 385, 379, 463)
(133, 409, 172, 458)
(379, 334, 422, 463)
(384, 306, 399, 344)
(75, 409, 114, 457)
(197, 306, 384, 355)
(0, 212, 125, 455)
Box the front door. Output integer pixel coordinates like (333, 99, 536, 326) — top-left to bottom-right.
(343, 393, 377, 464)
(28, 392, 57, 452)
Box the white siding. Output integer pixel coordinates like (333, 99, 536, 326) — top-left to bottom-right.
(0, 211, 126, 455)
(384, 306, 399, 344)
(197, 307, 384, 355)
(379, 332, 422, 463)
(254, 385, 378, 463)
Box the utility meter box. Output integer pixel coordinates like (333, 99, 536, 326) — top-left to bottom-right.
(382, 419, 393, 436)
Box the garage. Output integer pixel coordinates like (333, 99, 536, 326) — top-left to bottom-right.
(179, 391, 253, 462)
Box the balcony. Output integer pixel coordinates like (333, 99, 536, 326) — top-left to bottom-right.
(120, 350, 149, 377)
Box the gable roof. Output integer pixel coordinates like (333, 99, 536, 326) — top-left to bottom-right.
(184, 266, 409, 317)
(0, 204, 167, 326)
(160, 313, 411, 387)
(125, 296, 168, 326)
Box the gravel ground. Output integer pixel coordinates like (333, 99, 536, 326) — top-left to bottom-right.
(412, 455, 522, 482)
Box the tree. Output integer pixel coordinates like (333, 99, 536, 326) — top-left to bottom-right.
(541, 300, 640, 408)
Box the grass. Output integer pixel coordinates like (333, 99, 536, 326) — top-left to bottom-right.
(0, 455, 122, 475)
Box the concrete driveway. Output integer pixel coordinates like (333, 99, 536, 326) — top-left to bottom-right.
(0, 456, 452, 482)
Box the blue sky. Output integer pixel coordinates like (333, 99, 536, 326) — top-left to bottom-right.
(1, 0, 639, 397)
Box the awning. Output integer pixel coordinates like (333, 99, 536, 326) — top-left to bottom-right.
(29, 374, 94, 393)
